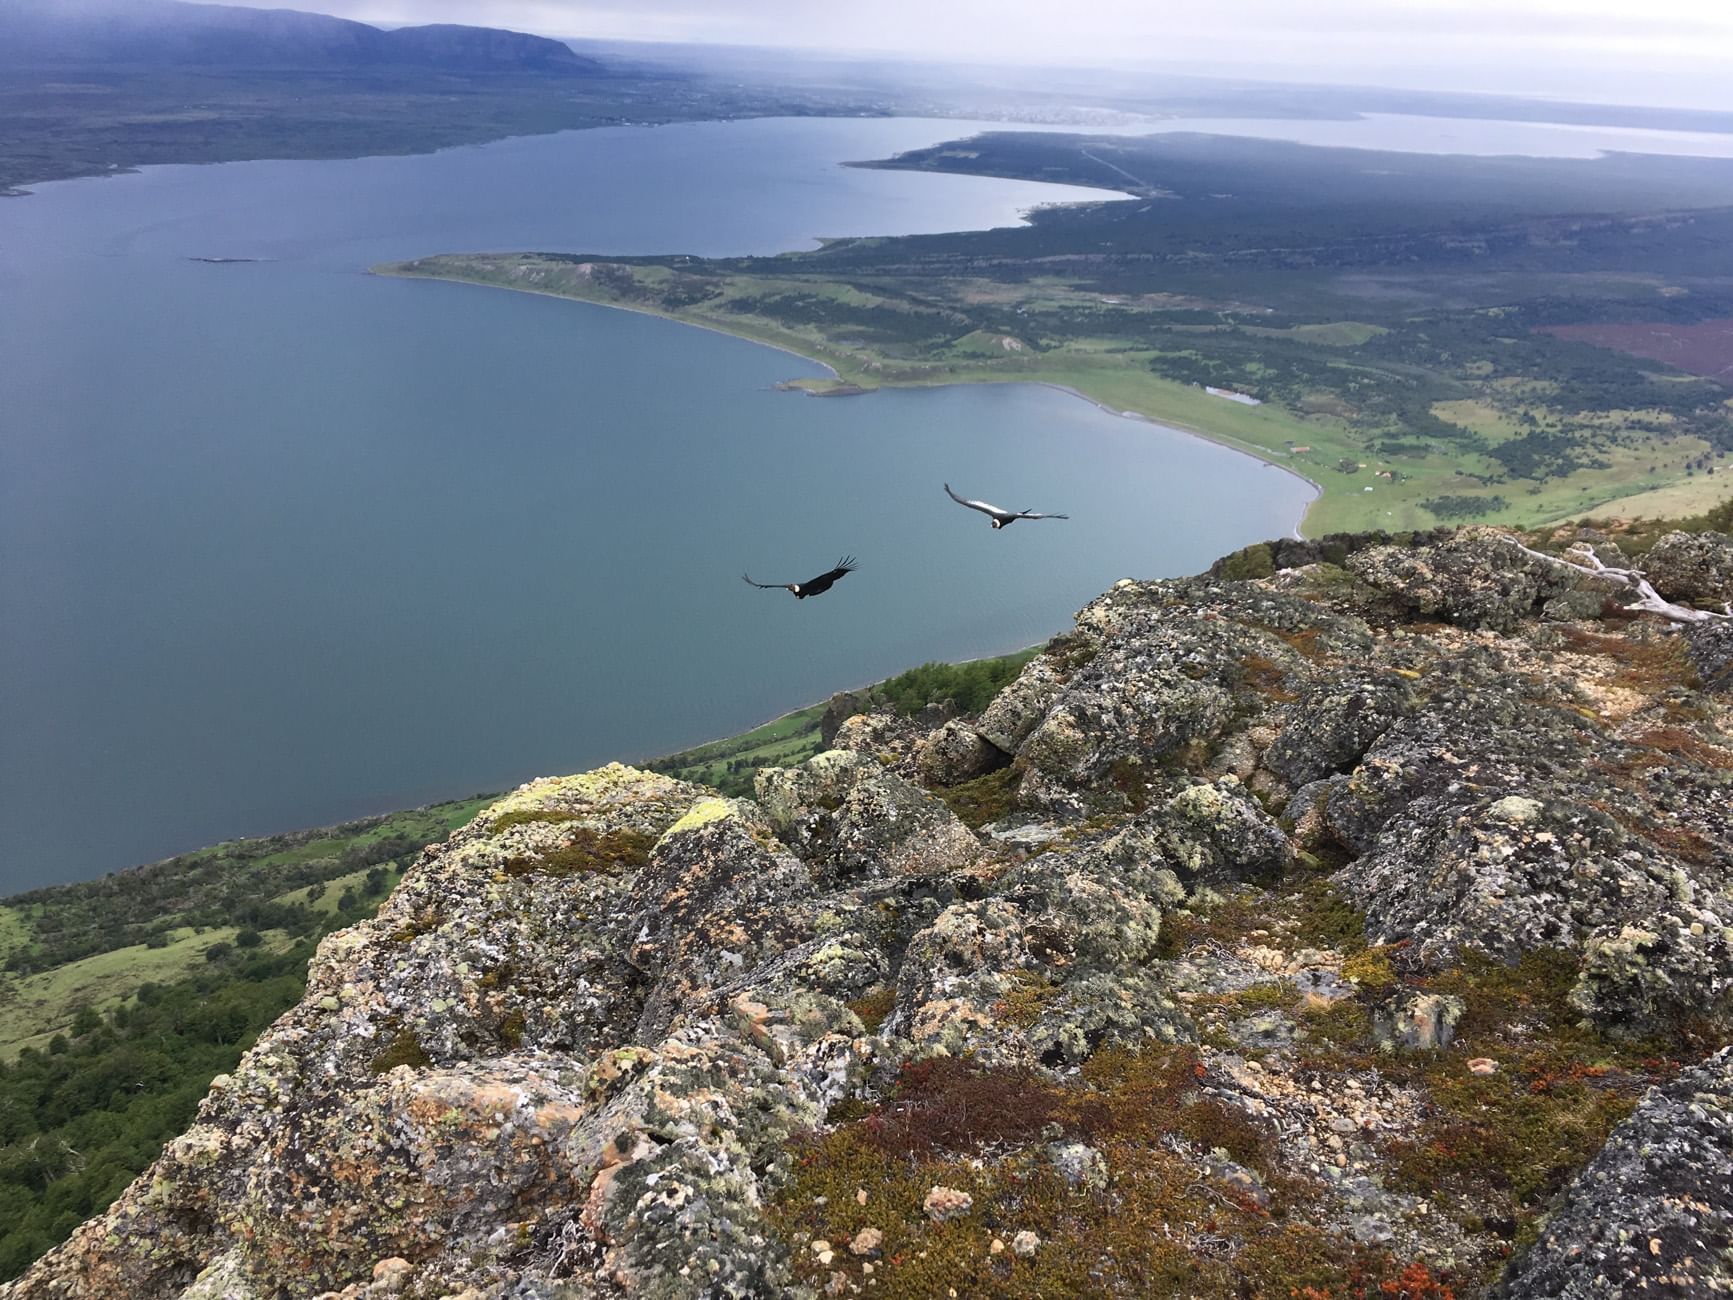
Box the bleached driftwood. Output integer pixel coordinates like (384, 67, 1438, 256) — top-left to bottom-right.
(1505, 537, 1729, 625)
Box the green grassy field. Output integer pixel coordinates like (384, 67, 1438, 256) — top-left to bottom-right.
(272, 863, 409, 917)
(0, 925, 299, 1061)
(0, 907, 29, 966)
(648, 703, 830, 795)
(384, 249, 1733, 537)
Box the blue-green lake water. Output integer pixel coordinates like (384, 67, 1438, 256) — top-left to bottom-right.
(0, 118, 1316, 890)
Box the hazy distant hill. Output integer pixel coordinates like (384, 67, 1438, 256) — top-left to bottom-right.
(0, 0, 601, 74)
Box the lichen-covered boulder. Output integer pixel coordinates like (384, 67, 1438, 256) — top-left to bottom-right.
(1104, 780, 1292, 894)
(753, 749, 877, 827)
(623, 798, 821, 1040)
(915, 718, 1006, 787)
(884, 835, 1189, 1067)
(755, 749, 981, 878)
(973, 656, 1068, 754)
(1320, 638, 1733, 1036)
(1569, 917, 1733, 1040)
(1642, 530, 1733, 607)
(1264, 676, 1416, 788)
(1495, 1047, 1733, 1297)
(1345, 527, 1592, 632)
(1373, 991, 1464, 1051)
(819, 690, 869, 745)
(1013, 603, 1277, 814)
(1688, 617, 1733, 692)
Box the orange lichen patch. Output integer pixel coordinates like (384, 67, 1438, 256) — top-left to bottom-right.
(1241, 653, 1300, 703)
(1275, 627, 1329, 662)
(1629, 726, 1733, 771)
(1555, 626, 1701, 692)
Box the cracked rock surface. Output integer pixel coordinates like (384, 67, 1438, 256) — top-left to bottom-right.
(8, 525, 1732, 1300)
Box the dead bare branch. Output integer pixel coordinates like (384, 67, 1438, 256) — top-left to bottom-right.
(1504, 537, 1728, 626)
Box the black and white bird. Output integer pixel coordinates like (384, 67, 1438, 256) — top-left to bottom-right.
(944, 483, 1069, 529)
(742, 556, 858, 599)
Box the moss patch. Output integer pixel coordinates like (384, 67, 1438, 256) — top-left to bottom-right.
(772, 1044, 1456, 1298)
(994, 970, 1060, 1029)
(488, 808, 581, 834)
(846, 985, 896, 1033)
(502, 828, 656, 878)
(937, 768, 1019, 828)
(369, 1025, 432, 1074)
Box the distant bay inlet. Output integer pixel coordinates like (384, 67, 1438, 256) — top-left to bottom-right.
(0, 117, 1316, 889)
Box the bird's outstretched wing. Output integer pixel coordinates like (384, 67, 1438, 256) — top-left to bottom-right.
(1015, 511, 1070, 521)
(812, 556, 859, 584)
(944, 483, 1007, 517)
(741, 573, 787, 590)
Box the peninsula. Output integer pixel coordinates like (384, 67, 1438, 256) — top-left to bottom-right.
(382, 129, 1733, 535)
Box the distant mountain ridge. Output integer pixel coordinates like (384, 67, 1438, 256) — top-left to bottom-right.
(0, 0, 601, 74)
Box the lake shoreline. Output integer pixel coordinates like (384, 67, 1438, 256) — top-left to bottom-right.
(376, 264, 1321, 538)
(371, 264, 845, 380)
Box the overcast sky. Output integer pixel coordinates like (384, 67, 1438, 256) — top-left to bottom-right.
(219, 0, 1733, 110)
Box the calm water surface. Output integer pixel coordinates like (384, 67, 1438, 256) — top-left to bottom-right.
(2, 118, 1313, 889)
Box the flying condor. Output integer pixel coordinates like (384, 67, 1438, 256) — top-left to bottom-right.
(742, 556, 858, 599)
(944, 483, 1069, 528)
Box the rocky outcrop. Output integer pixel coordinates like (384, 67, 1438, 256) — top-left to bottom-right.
(9, 525, 1732, 1300)
(1643, 530, 1733, 608)
(1344, 526, 1608, 631)
(1496, 1047, 1733, 1297)
(914, 718, 1006, 787)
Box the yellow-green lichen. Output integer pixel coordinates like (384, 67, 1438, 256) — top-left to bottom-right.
(666, 797, 737, 835)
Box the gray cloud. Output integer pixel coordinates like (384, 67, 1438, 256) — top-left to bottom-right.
(211, 0, 1733, 109)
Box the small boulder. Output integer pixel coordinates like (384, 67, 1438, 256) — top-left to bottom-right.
(1642, 531, 1733, 607)
(974, 658, 1066, 754)
(1264, 677, 1415, 788)
(916, 719, 1007, 787)
(1374, 992, 1464, 1052)
(820, 691, 870, 745)
(1047, 1141, 1109, 1192)
(1688, 618, 1733, 693)
(923, 1185, 974, 1223)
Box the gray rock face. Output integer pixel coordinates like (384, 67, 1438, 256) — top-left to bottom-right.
(973, 657, 1066, 754)
(1004, 579, 1364, 816)
(1497, 1047, 1733, 1298)
(12, 525, 1733, 1300)
(1264, 676, 1416, 788)
(1345, 527, 1599, 632)
(1105, 781, 1292, 894)
(914, 718, 1006, 787)
(1643, 530, 1733, 607)
(1689, 617, 1733, 692)
(1321, 642, 1733, 1037)
(754, 749, 982, 880)
(819, 690, 870, 745)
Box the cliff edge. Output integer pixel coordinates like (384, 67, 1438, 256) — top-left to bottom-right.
(7, 525, 1732, 1299)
